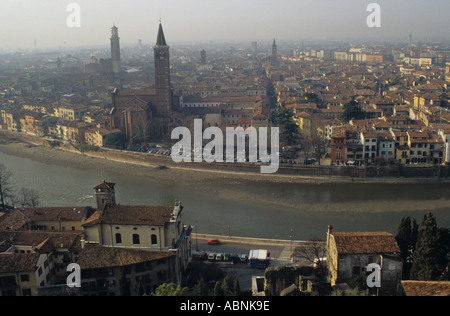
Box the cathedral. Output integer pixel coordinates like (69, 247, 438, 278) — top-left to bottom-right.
(110, 23, 182, 142)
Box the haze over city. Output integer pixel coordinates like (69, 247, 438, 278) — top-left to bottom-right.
(1, 0, 449, 50)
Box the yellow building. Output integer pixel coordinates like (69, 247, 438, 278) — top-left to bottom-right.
(392, 131, 410, 164)
(293, 111, 312, 137)
(0, 245, 55, 296)
(84, 128, 121, 148)
(16, 207, 93, 231)
(54, 104, 87, 121)
(81, 181, 192, 289)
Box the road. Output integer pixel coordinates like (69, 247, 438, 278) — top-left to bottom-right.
(191, 237, 297, 291)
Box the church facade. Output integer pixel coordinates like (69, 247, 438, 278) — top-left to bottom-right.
(110, 23, 183, 142)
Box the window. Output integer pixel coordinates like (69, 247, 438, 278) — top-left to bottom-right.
(22, 289, 32, 296)
(20, 274, 30, 282)
(115, 233, 122, 244)
(132, 234, 140, 245)
(151, 234, 158, 246)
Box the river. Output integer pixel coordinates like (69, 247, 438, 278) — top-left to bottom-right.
(0, 149, 449, 240)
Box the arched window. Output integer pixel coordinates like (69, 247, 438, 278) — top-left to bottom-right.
(132, 234, 140, 245)
(151, 234, 158, 246)
(115, 233, 122, 244)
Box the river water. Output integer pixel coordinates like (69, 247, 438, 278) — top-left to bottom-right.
(0, 150, 449, 240)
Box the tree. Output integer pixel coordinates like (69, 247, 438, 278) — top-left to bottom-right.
(396, 217, 413, 262)
(104, 132, 126, 149)
(192, 278, 208, 296)
(213, 281, 224, 296)
(274, 105, 299, 145)
(233, 277, 241, 297)
(220, 274, 235, 296)
(309, 133, 327, 165)
(396, 216, 418, 279)
(341, 98, 367, 122)
(17, 187, 40, 207)
(0, 164, 13, 210)
(153, 283, 188, 296)
(410, 213, 444, 281)
(293, 236, 327, 279)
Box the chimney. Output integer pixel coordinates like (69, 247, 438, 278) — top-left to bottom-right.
(326, 225, 333, 248)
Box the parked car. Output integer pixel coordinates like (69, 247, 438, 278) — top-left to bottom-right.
(216, 253, 224, 261)
(240, 254, 248, 263)
(207, 239, 221, 245)
(230, 253, 240, 263)
(193, 252, 208, 261)
(208, 253, 216, 261)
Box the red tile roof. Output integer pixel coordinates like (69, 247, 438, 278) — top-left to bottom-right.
(401, 281, 450, 296)
(83, 205, 175, 227)
(332, 232, 401, 254)
(0, 253, 40, 273)
(76, 244, 174, 269)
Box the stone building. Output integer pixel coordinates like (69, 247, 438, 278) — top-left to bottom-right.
(326, 226, 403, 296)
(78, 181, 192, 295)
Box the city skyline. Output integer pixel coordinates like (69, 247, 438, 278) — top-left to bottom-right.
(0, 0, 449, 50)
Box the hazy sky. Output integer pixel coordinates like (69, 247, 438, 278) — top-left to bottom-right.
(0, 0, 449, 50)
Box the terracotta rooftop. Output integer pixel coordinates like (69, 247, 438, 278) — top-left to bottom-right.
(76, 244, 174, 269)
(331, 232, 401, 254)
(20, 207, 92, 222)
(0, 230, 83, 253)
(401, 281, 450, 296)
(0, 253, 40, 273)
(83, 205, 175, 227)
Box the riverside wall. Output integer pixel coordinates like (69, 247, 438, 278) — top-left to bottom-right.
(2, 130, 450, 180)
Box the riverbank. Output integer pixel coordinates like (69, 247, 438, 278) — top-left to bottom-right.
(0, 130, 448, 187)
(1, 131, 449, 239)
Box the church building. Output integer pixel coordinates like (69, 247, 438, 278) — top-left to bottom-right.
(109, 23, 183, 142)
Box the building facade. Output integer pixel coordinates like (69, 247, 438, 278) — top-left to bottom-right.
(326, 226, 403, 296)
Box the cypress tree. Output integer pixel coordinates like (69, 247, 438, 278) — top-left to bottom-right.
(192, 278, 208, 296)
(396, 216, 412, 262)
(221, 274, 235, 296)
(214, 281, 224, 296)
(234, 277, 241, 296)
(410, 213, 442, 280)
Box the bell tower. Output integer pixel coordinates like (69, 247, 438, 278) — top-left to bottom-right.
(94, 181, 116, 209)
(154, 22, 172, 116)
(272, 38, 278, 65)
(110, 24, 121, 74)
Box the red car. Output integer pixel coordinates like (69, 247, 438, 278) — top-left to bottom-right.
(207, 239, 221, 245)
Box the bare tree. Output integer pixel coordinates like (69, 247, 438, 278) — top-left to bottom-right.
(300, 138, 312, 160)
(293, 236, 327, 278)
(309, 132, 327, 165)
(18, 187, 41, 207)
(0, 163, 13, 210)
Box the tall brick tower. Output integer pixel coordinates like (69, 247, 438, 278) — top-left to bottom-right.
(272, 38, 278, 65)
(110, 24, 121, 74)
(154, 23, 172, 116)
